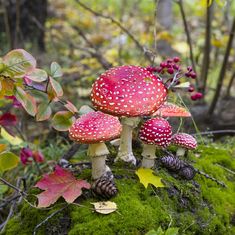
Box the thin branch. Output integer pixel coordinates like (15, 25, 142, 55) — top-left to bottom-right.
(61, 143, 81, 161)
(225, 71, 235, 97)
(200, 0, 213, 94)
(191, 130, 235, 136)
(0, 177, 26, 196)
(72, 25, 112, 70)
(75, 0, 152, 62)
(208, 16, 235, 116)
(177, 0, 198, 87)
(33, 206, 68, 235)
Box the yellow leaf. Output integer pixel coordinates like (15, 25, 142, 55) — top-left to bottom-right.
(0, 144, 7, 153)
(172, 42, 189, 54)
(91, 201, 117, 214)
(199, 0, 213, 7)
(157, 31, 173, 42)
(1, 128, 23, 146)
(135, 168, 165, 189)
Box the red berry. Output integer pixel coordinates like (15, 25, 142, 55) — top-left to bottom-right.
(173, 64, 180, 70)
(191, 94, 197, 101)
(187, 66, 192, 72)
(195, 92, 203, 99)
(160, 62, 167, 68)
(156, 67, 162, 73)
(167, 59, 173, 63)
(190, 72, 197, 79)
(188, 86, 194, 92)
(185, 72, 190, 77)
(167, 68, 174, 74)
(173, 57, 180, 63)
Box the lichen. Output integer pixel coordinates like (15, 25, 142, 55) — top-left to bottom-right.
(3, 140, 235, 235)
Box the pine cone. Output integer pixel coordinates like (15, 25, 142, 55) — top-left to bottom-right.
(179, 166, 196, 180)
(160, 155, 186, 172)
(92, 176, 118, 198)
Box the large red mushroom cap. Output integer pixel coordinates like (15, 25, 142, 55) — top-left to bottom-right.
(171, 133, 197, 150)
(91, 65, 167, 117)
(69, 111, 121, 144)
(153, 102, 191, 117)
(139, 118, 172, 148)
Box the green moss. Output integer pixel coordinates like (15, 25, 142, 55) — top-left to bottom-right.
(4, 141, 235, 235)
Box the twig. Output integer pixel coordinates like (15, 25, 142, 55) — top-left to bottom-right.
(72, 26, 112, 70)
(208, 16, 235, 116)
(177, 0, 198, 87)
(200, 0, 213, 94)
(33, 206, 68, 235)
(75, 0, 152, 62)
(191, 130, 235, 136)
(0, 177, 26, 196)
(215, 163, 235, 175)
(225, 71, 235, 97)
(61, 143, 81, 161)
(195, 169, 227, 187)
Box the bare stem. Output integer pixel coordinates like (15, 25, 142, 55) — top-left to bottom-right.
(208, 16, 235, 116)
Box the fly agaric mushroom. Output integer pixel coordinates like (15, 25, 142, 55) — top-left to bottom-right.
(69, 111, 121, 180)
(171, 133, 197, 157)
(153, 102, 191, 117)
(91, 65, 167, 165)
(139, 118, 172, 168)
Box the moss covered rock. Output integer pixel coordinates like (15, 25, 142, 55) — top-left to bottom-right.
(3, 142, 235, 235)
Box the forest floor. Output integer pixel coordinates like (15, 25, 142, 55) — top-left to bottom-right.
(3, 137, 235, 235)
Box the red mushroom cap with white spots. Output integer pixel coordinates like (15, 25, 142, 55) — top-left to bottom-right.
(153, 102, 191, 117)
(139, 118, 172, 148)
(69, 111, 121, 144)
(91, 65, 167, 117)
(171, 133, 197, 150)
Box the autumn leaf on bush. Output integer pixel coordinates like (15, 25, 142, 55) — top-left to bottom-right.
(0, 113, 17, 127)
(35, 165, 90, 208)
(135, 168, 165, 189)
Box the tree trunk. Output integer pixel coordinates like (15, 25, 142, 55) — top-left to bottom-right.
(0, 0, 47, 51)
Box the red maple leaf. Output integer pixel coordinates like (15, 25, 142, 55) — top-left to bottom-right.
(35, 165, 90, 208)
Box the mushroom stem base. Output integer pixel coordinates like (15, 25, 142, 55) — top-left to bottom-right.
(141, 144, 156, 168)
(176, 147, 186, 157)
(88, 143, 112, 180)
(115, 117, 140, 165)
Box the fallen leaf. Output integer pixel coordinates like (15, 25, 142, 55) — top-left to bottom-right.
(35, 165, 90, 207)
(135, 168, 165, 189)
(91, 201, 117, 214)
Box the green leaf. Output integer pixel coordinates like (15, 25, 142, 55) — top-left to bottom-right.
(15, 87, 37, 116)
(145, 227, 164, 235)
(0, 152, 19, 173)
(64, 101, 78, 114)
(50, 62, 63, 78)
(135, 168, 165, 189)
(52, 111, 75, 131)
(165, 227, 179, 235)
(175, 82, 190, 88)
(1, 128, 23, 146)
(49, 77, 63, 98)
(26, 68, 48, 82)
(36, 102, 52, 121)
(2, 49, 36, 76)
(0, 185, 8, 195)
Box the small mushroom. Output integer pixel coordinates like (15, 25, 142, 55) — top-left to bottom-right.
(152, 102, 191, 117)
(171, 133, 197, 157)
(139, 118, 172, 168)
(91, 65, 167, 165)
(69, 111, 121, 180)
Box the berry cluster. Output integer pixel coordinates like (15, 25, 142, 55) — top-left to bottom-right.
(146, 57, 203, 101)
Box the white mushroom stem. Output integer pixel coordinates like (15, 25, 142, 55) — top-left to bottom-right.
(87, 142, 112, 180)
(176, 147, 186, 157)
(141, 144, 156, 168)
(115, 117, 140, 165)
